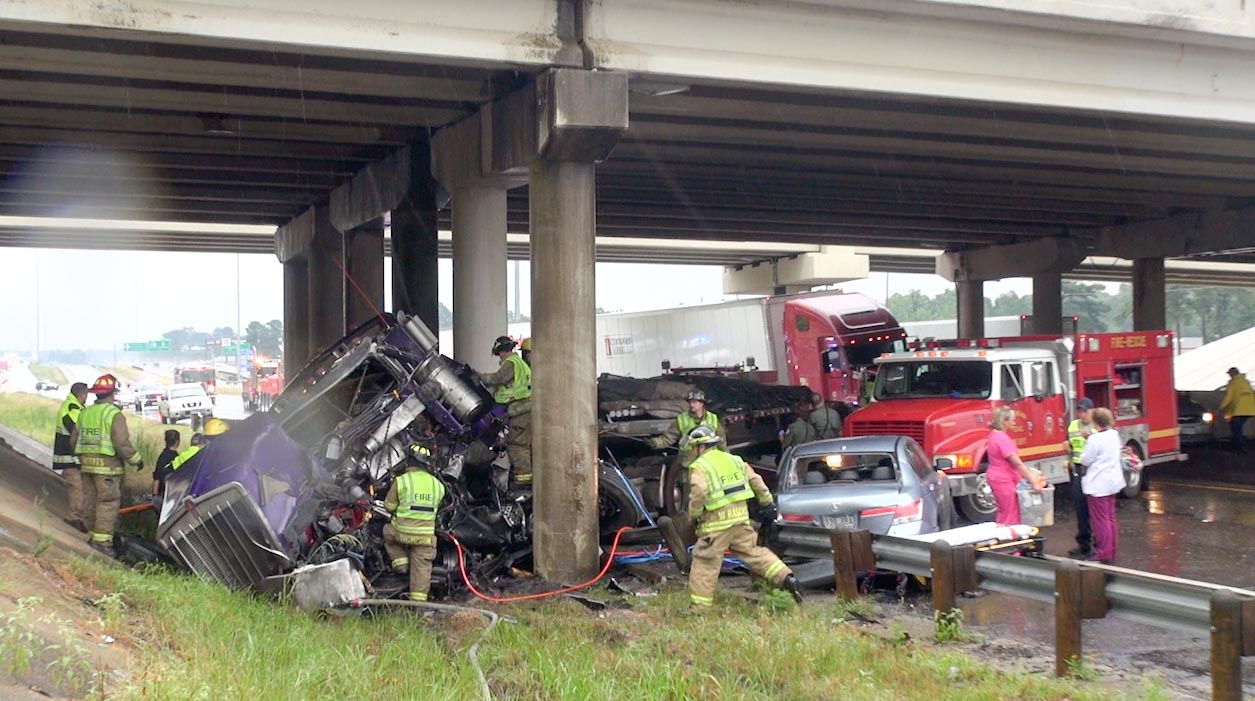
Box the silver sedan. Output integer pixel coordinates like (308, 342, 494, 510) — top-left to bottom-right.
(770, 435, 954, 559)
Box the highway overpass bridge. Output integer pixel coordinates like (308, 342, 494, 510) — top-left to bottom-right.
(4, 0, 1255, 579)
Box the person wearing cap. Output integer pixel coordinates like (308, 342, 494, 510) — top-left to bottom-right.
(779, 399, 816, 450)
(70, 374, 143, 556)
(482, 336, 532, 488)
(383, 444, 446, 601)
(685, 425, 801, 608)
(648, 389, 727, 469)
(1220, 367, 1255, 452)
(807, 392, 842, 440)
(53, 382, 89, 532)
(1064, 398, 1097, 558)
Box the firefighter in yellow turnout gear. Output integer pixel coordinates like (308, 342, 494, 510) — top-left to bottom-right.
(649, 390, 727, 469)
(70, 375, 143, 556)
(482, 336, 532, 488)
(383, 444, 447, 601)
(685, 425, 802, 608)
(54, 382, 89, 531)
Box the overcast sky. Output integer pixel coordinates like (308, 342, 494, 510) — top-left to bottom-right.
(0, 245, 1032, 354)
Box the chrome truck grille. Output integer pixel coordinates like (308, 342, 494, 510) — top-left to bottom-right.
(848, 420, 926, 444)
(159, 483, 292, 590)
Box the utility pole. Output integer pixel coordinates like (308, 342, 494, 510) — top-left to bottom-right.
(236, 254, 243, 386)
(33, 250, 40, 362)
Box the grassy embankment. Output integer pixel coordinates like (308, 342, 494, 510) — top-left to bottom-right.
(1, 555, 1169, 701)
(104, 366, 147, 386)
(27, 363, 68, 386)
(0, 392, 189, 501)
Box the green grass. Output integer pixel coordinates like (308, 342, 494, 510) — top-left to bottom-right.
(0, 393, 190, 502)
(65, 561, 1152, 701)
(104, 366, 146, 385)
(28, 363, 68, 386)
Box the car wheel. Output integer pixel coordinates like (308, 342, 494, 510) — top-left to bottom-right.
(958, 471, 998, 523)
(1121, 442, 1144, 499)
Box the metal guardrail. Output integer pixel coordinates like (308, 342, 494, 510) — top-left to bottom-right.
(834, 529, 1255, 701)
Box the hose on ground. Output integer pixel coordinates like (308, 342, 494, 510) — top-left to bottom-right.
(452, 526, 632, 604)
(346, 598, 501, 701)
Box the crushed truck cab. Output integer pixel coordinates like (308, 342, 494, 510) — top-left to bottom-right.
(847, 331, 1181, 522)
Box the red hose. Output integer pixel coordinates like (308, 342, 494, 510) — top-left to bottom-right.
(451, 527, 632, 604)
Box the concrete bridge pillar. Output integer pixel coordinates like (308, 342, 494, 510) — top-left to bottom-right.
(1133, 257, 1166, 331)
(307, 206, 347, 354)
(432, 111, 516, 371)
(281, 260, 310, 377)
(391, 138, 441, 334)
(1032, 273, 1063, 335)
(956, 280, 985, 339)
(491, 69, 627, 583)
(346, 219, 385, 329)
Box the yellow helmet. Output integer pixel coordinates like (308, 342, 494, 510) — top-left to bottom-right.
(203, 418, 231, 436)
(520, 338, 532, 352)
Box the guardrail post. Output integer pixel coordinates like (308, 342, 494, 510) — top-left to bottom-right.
(1211, 590, 1244, 701)
(1055, 559, 1083, 677)
(830, 527, 873, 601)
(930, 540, 977, 614)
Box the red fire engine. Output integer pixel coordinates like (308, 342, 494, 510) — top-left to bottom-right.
(245, 358, 283, 412)
(846, 330, 1182, 521)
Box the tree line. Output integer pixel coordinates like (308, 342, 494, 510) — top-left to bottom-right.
(887, 282, 1255, 343)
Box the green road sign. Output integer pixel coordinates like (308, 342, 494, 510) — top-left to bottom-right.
(222, 345, 236, 354)
(123, 342, 147, 352)
(239, 342, 251, 351)
(147, 340, 171, 352)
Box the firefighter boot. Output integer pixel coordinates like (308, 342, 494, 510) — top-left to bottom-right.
(782, 574, 804, 604)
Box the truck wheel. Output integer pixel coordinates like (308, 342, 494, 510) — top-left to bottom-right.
(958, 472, 998, 523)
(1121, 442, 1145, 499)
(660, 459, 697, 546)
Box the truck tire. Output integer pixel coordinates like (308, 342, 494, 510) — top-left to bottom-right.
(660, 459, 697, 545)
(957, 470, 998, 523)
(1121, 442, 1144, 499)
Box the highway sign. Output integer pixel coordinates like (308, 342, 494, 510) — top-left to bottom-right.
(222, 345, 235, 354)
(147, 340, 171, 352)
(123, 342, 147, 352)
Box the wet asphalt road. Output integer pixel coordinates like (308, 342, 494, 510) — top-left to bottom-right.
(948, 444, 1255, 692)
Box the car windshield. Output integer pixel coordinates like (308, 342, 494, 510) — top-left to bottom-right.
(875, 360, 992, 400)
(169, 387, 204, 399)
(793, 452, 896, 485)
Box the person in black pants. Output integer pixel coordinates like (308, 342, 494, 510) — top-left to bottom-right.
(152, 429, 181, 505)
(1065, 398, 1096, 558)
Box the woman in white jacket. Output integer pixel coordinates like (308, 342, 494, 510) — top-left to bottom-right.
(1079, 408, 1124, 564)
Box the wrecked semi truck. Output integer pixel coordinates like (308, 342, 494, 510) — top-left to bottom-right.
(155, 314, 650, 596)
(846, 330, 1183, 521)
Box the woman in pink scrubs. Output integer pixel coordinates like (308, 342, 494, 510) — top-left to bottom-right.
(985, 406, 1042, 525)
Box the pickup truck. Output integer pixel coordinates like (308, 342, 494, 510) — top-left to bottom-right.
(158, 383, 214, 426)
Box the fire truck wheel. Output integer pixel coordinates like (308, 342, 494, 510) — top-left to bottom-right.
(1121, 442, 1144, 499)
(957, 471, 998, 523)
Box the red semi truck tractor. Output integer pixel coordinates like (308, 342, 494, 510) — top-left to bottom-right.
(596, 291, 907, 408)
(846, 330, 1182, 521)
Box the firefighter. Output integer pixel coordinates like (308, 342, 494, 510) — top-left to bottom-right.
(168, 419, 230, 472)
(383, 444, 446, 601)
(685, 425, 801, 608)
(1221, 367, 1255, 452)
(519, 337, 532, 367)
(482, 336, 532, 489)
(648, 389, 727, 469)
(54, 382, 89, 532)
(779, 400, 816, 450)
(1064, 398, 1096, 558)
(71, 374, 143, 556)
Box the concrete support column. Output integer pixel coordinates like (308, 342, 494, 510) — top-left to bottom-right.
(308, 207, 347, 354)
(1031, 273, 1063, 335)
(451, 185, 508, 371)
(531, 159, 599, 584)
(391, 138, 441, 333)
(1133, 257, 1167, 331)
(282, 260, 310, 377)
(957, 280, 985, 339)
(346, 220, 385, 329)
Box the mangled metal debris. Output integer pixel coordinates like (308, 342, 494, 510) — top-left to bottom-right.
(156, 313, 651, 599)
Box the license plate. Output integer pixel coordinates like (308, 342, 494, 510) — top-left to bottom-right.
(820, 514, 857, 530)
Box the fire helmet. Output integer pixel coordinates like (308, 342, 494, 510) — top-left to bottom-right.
(408, 443, 435, 467)
(520, 338, 532, 352)
(203, 418, 231, 436)
(685, 425, 720, 448)
(685, 389, 707, 404)
(492, 336, 517, 354)
(89, 374, 119, 395)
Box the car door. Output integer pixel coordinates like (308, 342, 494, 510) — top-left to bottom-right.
(904, 438, 950, 532)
